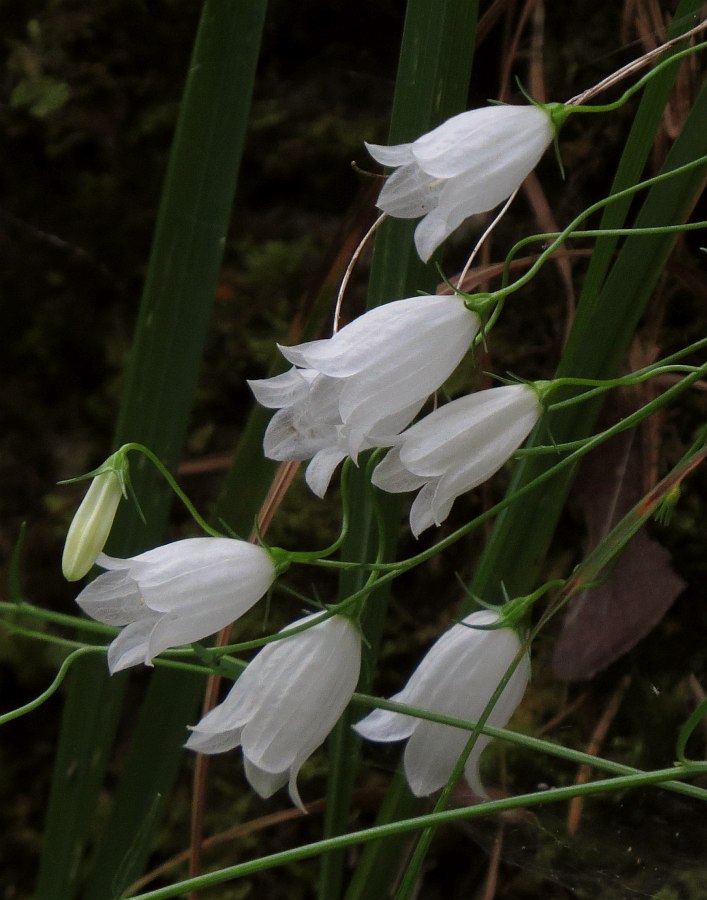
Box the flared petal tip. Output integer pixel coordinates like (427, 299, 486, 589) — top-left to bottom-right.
(365, 140, 414, 168)
(413, 213, 452, 263)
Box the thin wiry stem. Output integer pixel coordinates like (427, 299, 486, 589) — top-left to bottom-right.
(456, 188, 519, 289)
(567, 18, 707, 105)
(333, 213, 387, 334)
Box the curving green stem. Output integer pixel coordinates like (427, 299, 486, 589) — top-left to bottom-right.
(568, 40, 707, 114)
(120, 442, 224, 538)
(123, 762, 707, 899)
(500, 220, 707, 292)
(275, 459, 353, 562)
(480, 155, 707, 304)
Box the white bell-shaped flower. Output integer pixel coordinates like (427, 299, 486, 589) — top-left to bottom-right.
(186, 612, 361, 810)
(76, 538, 276, 673)
(354, 609, 530, 798)
(372, 383, 542, 536)
(367, 105, 554, 262)
(249, 295, 481, 496)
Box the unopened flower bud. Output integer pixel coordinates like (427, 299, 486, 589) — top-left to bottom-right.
(62, 460, 125, 582)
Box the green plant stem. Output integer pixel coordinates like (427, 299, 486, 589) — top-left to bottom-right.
(207, 362, 707, 659)
(121, 443, 223, 538)
(486, 154, 707, 303)
(501, 220, 707, 287)
(569, 40, 707, 113)
(124, 763, 707, 900)
(0, 600, 116, 635)
(277, 459, 353, 562)
(0, 647, 103, 725)
(350, 692, 707, 802)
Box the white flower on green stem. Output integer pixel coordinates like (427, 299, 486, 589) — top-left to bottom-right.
(76, 538, 276, 673)
(186, 612, 361, 810)
(367, 104, 554, 262)
(354, 609, 530, 798)
(372, 383, 543, 536)
(248, 294, 481, 495)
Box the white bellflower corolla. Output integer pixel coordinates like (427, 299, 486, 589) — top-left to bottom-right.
(367, 105, 554, 262)
(186, 613, 361, 810)
(249, 295, 481, 496)
(372, 383, 542, 536)
(76, 538, 276, 673)
(355, 610, 530, 797)
(249, 366, 423, 498)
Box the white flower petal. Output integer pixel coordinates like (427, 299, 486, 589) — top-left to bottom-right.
(146, 606, 242, 663)
(278, 295, 462, 377)
(410, 107, 498, 177)
(353, 702, 417, 743)
(413, 212, 456, 263)
(247, 367, 311, 409)
(403, 717, 471, 797)
(263, 406, 328, 460)
(365, 140, 414, 167)
(400, 385, 537, 475)
(243, 757, 289, 800)
(371, 448, 428, 494)
(338, 304, 477, 427)
(132, 539, 274, 614)
(305, 447, 347, 497)
(463, 737, 492, 798)
(413, 106, 550, 179)
(185, 725, 244, 755)
(374, 162, 443, 218)
(107, 615, 159, 674)
(376, 385, 542, 533)
(407, 483, 438, 537)
(95, 552, 135, 571)
(240, 616, 360, 774)
(75, 569, 144, 625)
(432, 406, 539, 503)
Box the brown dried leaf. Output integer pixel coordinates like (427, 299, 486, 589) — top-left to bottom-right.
(552, 396, 685, 682)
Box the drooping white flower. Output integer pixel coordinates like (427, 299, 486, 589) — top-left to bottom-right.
(186, 612, 361, 810)
(62, 466, 126, 582)
(367, 105, 555, 262)
(372, 383, 543, 536)
(354, 609, 530, 798)
(249, 295, 481, 496)
(76, 538, 276, 673)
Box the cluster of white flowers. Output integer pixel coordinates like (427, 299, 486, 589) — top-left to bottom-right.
(65, 103, 554, 806)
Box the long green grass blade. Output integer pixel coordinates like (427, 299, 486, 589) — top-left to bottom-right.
(324, 3, 479, 898)
(579, 0, 703, 299)
(35, 662, 129, 900)
(84, 4, 268, 895)
(37, 3, 268, 897)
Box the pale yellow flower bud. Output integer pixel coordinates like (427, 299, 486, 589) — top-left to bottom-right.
(62, 468, 124, 581)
